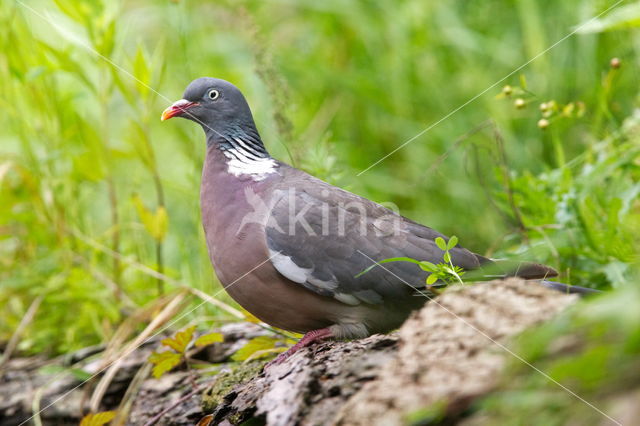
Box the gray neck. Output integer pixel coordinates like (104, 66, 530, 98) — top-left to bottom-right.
(205, 125, 269, 157)
(205, 126, 277, 180)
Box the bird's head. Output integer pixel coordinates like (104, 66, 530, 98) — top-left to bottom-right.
(161, 77, 258, 142)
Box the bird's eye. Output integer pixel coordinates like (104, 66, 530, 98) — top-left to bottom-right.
(208, 89, 219, 100)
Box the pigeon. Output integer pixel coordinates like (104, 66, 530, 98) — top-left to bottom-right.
(161, 77, 588, 364)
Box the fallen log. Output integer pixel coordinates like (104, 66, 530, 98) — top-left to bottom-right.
(0, 279, 577, 425)
(205, 278, 576, 425)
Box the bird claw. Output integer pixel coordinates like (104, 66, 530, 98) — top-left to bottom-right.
(263, 327, 334, 370)
(264, 352, 290, 369)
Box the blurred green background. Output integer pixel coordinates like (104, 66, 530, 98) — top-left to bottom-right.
(1, 0, 639, 356)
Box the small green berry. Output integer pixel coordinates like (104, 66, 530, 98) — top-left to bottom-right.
(514, 98, 526, 109)
(502, 85, 513, 96)
(539, 102, 548, 112)
(538, 118, 549, 129)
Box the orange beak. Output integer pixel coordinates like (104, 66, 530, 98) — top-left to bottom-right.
(161, 99, 198, 121)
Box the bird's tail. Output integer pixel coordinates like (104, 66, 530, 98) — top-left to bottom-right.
(466, 256, 602, 296)
(538, 280, 602, 295)
(470, 256, 558, 280)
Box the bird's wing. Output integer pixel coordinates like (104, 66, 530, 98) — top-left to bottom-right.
(264, 172, 482, 305)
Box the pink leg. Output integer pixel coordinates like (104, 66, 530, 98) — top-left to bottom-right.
(265, 328, 334, 368)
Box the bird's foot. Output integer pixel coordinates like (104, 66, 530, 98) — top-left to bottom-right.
(265, 327, 334, 369)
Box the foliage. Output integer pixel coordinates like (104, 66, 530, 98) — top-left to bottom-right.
(492, 111, 640, 288)
(472, 286, 640, 424)
(230, 336, 291, 362)
(148, 325, 223, 378)
(194, 331, 224, 348)
(357, 235, 464, 288)
(0, 0, 639, 358)
(148, 350, 182, 379)
(577, 2, 640, 34)
(79, 411, 116, 426)
(427, 236, 465, 285)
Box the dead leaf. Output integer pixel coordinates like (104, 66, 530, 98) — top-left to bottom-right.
(195, 414, 214, 426)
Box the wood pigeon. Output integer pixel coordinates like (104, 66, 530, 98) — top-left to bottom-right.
(161, 77, 584, 364)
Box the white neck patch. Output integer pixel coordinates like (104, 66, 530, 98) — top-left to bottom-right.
(222, 148, 277, 181)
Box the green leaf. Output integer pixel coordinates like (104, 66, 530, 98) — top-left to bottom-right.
(601, 261, 628, 288)
(133, 45, 151, 98)
(576, 3, 640, 34)
(194, 332, 224, 347)
(96, 19, 116, 57)
(132, 195, 169, 241)
(562, 103, 575, 117)
(443, 252, 451, 263)
(74, 151, 105, 182)
(419, 261, 437, 272)
(435, 237, 447, 251)
(447, 235, 458, 250)
(37, 41, 96, 92)
(80, 411, 116, 426)
(443, 266, 456, 275)
(231, 336, 280, 361)
(111, 65, 136, 105)
(161, 325, 196, 353)
(53, 0, 89, 23)
(38, 365, 92, 381)
(148, 351, 182, 378)
(426, 274, 438, 285)
(154, 206, 169, 240)
(69, 367, 93, 381)
(519, 74, 528, 90)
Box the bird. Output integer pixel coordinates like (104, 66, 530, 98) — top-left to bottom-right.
(161, 77, 593, 364)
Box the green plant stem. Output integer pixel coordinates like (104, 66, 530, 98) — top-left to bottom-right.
(446, 260, 465, 285)
(98, 61, 123, 303)
(494, 126, 529, 242)
(151, 170, 165, 296)
(141, 117, 166, 296)
(551, 128, 566, 168)
(107, 178, 122, 302)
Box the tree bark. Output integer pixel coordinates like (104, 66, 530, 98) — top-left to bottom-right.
(207, 278, 576, 425)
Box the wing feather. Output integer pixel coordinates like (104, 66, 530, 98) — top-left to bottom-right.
(265, 170, 481, 305)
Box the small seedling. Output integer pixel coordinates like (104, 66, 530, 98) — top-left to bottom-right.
(356, 236, 465, 288)
(423, 236, 465, 285)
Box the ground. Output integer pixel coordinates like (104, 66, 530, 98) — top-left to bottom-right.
(0, 279, 578, 425)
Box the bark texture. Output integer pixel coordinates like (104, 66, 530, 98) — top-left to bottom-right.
(207, 278, 576, 425)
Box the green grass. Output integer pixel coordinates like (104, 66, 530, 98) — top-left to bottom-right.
(0, 0, 639, 357)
